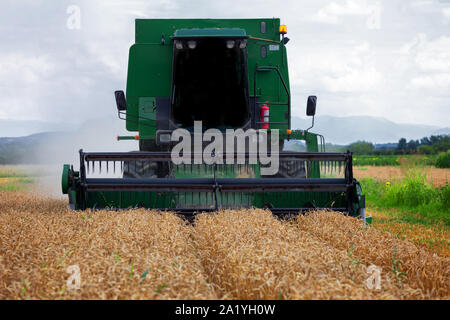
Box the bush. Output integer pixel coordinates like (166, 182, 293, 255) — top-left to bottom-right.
(348, 141, 374, 155)
(360, 174, 449, 226)
(383, 174, 435, 208)
(437, 183, 450, 209)
(417, 145, 434, 155)
(435, 151, 450, 168)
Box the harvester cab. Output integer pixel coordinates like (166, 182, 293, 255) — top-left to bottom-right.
(62, 18, 366, 220)
(170, 29, 250, 131)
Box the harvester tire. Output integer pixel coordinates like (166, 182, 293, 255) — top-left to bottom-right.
(275, 160, 307, 178)
(123, 160, 158, 179)
(123, 160, 170, 179)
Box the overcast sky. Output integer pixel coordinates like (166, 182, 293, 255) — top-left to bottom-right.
(0, 0, 449, 129)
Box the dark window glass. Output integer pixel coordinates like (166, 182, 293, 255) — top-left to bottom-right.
(260, 21, 266, 33)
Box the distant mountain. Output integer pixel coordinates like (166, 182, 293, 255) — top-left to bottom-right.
(0, 117, 137, 165)
(374, 143, 398, 150)
(291, 115, 445, 145)
(432, 127, 450, 136)
(0, 132, 65, 164)
(0, 119, 77, 137)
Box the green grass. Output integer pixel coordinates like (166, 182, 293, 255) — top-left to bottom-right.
(361, 173, 449, 227)
(0, 172, 30, 178)
(353, 155, 437, 167)
(0, 184, 22, 191)
(0, 180, 34, 192)
(0, 168, 35, 191)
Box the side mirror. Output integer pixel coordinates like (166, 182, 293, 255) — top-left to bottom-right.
(115, 90, 127, 111)
(306, 96, 317, 116)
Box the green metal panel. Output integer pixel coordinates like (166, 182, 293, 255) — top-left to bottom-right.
(138, 97, 157, 138)
(126, 44, 172, 132)
(82, 190, 349, 213)
(173, 28, 247, 38)
(305, 132, 321, 177)
(135, 19, 280, 43)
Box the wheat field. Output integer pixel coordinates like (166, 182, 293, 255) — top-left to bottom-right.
(0, 191, 448, 300)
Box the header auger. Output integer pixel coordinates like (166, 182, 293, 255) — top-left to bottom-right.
(62, 18, 366, 220)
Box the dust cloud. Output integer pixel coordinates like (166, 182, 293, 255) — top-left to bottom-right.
(21, 117, 138, 197)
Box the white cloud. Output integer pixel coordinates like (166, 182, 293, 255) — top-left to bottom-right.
(398, 34, 450, 90)
(126, 10, 148, 18)
(322, 67, 383, 92)
(411, 0, 433, 7)
(313, 0, 381, 29)
(0, 54, 54, 84)
(85, 42, 124, 76)
(0, 53, 57, 120)
(411, 74, 450, 88)
(291, 42, 383, 93)
(415, 36, 450, 72)
(443, 7, 450, 19)
(317, 0, 372, 18)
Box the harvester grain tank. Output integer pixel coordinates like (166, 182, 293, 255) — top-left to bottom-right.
(61, 18, 366, 219)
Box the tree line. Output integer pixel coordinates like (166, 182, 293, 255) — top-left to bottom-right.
(347, 135, 450, 155)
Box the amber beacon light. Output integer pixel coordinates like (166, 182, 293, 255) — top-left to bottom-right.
(279, 24, 287, 34)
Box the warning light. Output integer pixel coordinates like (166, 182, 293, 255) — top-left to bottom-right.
(286, 129, 292, 135)
(279, 25, 287, 35)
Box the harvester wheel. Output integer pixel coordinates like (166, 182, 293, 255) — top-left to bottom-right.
(123, 160, 170, 178)
(61, 164, 71, 194)
(275, 160, 307, 178)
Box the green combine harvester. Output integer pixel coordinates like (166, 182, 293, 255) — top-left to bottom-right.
(62, 18, 366, 220)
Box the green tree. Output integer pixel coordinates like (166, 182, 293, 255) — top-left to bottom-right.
(418, 145, 434, 155)
(430, 135, 440, 145)
(407, 140, 419, 152)
(433, 136, 450, 152)
(397, 138, 407, 152)
(420, 137, 432, 146)
(348, 141, 374, 155)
